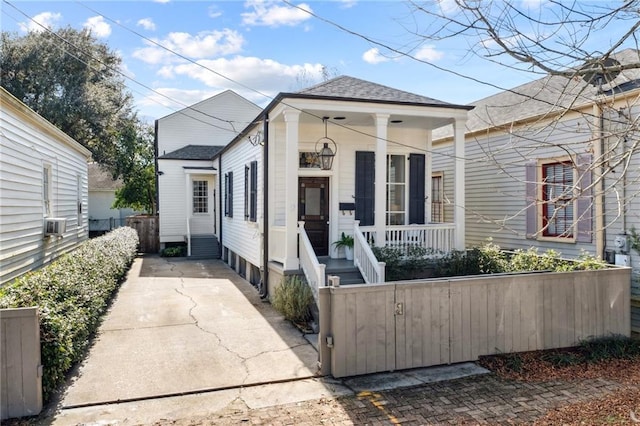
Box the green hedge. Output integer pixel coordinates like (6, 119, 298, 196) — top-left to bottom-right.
(0, 227, 139, 401)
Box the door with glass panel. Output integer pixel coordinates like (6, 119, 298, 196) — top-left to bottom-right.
(190, 176, 215, 235)
(299, 177, 329, 256)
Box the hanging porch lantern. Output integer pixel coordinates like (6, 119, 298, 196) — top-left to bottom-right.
(315, 116, 337, 170)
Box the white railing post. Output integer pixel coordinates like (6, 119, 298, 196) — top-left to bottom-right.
(298, 221, 325, 304)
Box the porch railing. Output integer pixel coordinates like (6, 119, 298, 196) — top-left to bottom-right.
(270, 226, 286, 264)
(298, 221, 325, 303)
(354, 221, 385, 284)
(360, 223, 456, 256)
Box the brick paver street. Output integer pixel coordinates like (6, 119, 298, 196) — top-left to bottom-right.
(155, 372, 630, 425)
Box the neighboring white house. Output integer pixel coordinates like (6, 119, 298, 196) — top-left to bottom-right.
(431, 48, 640, 335)
(214, 76, 472, 297)
(88, 163, 141, 236)
(155, 90, 262, 258)
(0, 87, 91, 285)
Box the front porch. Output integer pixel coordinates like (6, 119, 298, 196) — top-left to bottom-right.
(262, 76, 472, 296)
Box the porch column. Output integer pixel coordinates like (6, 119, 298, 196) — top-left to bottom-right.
(284, 109, 300, 270)
(453, 118, 466, 250)
(374, 113, 389, 247)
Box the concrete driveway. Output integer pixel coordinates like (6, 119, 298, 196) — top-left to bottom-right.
(61, 255, 319, 408)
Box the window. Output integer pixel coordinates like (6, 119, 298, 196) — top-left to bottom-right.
(299, 152, 320, 168)
(224, 172, 233, 217)
(43, 164, 51, 216)
(192, 180, 208, 214)
(541, 161, 574, 237)
(431, 173, 444, 223)
(386, 155, 406, 225)
(77, 174, 83, 226)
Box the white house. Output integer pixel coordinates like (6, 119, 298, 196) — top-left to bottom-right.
(214, 76, 472, 298)
(0, 87, 91, 285)
(88, 163, 141, 236)
(155, 90, 261, 258)
(431, 48, 640, 335)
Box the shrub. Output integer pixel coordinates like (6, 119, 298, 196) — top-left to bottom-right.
(271, 275, 313, 324)
(161, 245, 185, 257)
(0, 227, 139, 401)
(433, 241, 508, 278)
(371, 245, 434, 281)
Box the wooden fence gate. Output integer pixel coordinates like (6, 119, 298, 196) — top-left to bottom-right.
(125, 215, 159, 253)
(318, 268, 631, 378)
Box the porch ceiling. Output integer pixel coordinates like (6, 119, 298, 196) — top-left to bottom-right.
(295, 109, 453, 130)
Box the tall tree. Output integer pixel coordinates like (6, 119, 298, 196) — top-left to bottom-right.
(1, 27, 155, 212)
(400, 1, 640, 236)
(1, 27, 135, 166)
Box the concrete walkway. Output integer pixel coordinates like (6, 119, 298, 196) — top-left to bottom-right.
(58, 256, 318, 408)
(48, 255, 489, 425)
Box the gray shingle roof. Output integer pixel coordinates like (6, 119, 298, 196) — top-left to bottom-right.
(159, 145, 224, 160)
(464, 49, 640, 134)
(296, 75, 467, 108)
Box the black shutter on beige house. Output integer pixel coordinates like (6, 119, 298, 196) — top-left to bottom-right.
(355, 151, 375, 226)
(575, 154, 593, 243)
(409, 153, 426, 224)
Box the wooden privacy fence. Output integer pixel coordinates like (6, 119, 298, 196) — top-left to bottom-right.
(318, 268, 631, 378)
(1, 307, 42, 420)
(126, 215, 159, 253)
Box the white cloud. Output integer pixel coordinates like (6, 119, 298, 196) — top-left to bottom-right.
(137, 18, 156, 31)
(163, 56, 324, 101)
(522, 0, 546, 9)
(362, 48, 389, 64)
(242, 0, 312, 27)
(154, 0, 170, 3)
(83, 16, 111, 38)
(339, 0, 358, 9)
(139, 88, 218, 110)
(208, 5, 223, 18)
(18, 11, 61, 33)
(415, 45, 444, 62)
(132, 29, 245, 64)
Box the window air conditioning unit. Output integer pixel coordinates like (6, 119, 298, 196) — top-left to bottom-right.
(44, 218, 67, 236)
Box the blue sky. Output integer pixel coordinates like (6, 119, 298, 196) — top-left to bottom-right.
(2, 1, 634, 121)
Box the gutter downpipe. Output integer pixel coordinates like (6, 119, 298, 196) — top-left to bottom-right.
(594, 97, 605, 259)
(260, 115, 269, 299)
(219, 153, 223, 262)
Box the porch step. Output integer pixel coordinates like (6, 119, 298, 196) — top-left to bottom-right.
(318, 257, 366, 285)
(189, 235, 221, 259)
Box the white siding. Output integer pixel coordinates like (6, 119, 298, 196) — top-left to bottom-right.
(88, 191, 138, 221)
(0, 89, 90, 285)
(156, 90, 260, 156)
(220, 137, 263, 267)
(156, 91, 261, 243)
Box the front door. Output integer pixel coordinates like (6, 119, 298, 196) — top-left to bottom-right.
(299, 177, 329, 256)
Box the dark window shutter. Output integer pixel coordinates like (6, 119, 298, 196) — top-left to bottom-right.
(525, 160, 537, 239)
(575, 154, 593, 242)
(409, 153, 425, 224)
(224, 173, 229, 217)
(250, 161, 258, 222)
(228, 171, 233, 218)
(355, 151, 375, 226)
(244, 165, 249, 219)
